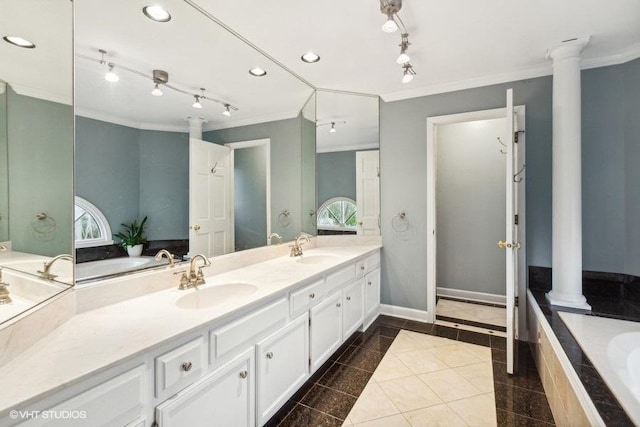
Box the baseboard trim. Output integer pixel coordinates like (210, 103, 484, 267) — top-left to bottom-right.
(436, 287, 506, 306)
(379, 304, 430, 322)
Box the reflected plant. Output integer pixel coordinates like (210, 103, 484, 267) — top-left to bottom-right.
(114, 216, 148, 247)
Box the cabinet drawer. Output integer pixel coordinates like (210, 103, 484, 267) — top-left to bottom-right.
(290, 279, 324, 318)
(155, 337, 206, 398)
(325, 264, 355, 294)
(364, 252, 381, 271)
(210, 298, 288, 363)
(23, 365, 146, 427)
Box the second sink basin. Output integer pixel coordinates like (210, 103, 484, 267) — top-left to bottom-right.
(295, 255, 339, 265)
(176, 283, 257, 309)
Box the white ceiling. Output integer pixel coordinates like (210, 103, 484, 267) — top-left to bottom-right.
(3, 0, 639, 150)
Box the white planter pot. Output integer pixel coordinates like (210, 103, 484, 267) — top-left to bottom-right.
(127, 244, 143, 257)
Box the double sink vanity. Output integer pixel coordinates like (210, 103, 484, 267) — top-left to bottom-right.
(0, 238, 381, 427)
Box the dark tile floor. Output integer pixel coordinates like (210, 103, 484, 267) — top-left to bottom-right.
(265, 315, 555, 426)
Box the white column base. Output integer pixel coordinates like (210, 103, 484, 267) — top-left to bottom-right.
(545, 291, 591, 311)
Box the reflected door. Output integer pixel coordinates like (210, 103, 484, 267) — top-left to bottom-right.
(189, 138, 232, 257)
(356, 151, 380, 235)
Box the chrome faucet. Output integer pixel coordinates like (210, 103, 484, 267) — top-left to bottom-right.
(178, 253, 211, 290)
(154, 249, 176, 267)
(38, 254, 73, 280)
(268, 232, 283, 245)
(0, 268, 11, 304)
(290, 234, 311, 257)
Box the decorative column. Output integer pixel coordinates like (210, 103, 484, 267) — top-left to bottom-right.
(186, 117, 206, 139)
(545, 37, 591, 310)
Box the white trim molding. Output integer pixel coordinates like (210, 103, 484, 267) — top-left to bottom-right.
(379, 304, 430, 323)
(436, 288, 506, 306)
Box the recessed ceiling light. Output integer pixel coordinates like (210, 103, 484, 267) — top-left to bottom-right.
(301, 52, 320, 63)
(143, 5, 172, 22)
(249, 67, 267, 77)
(3, 36, 36, 49)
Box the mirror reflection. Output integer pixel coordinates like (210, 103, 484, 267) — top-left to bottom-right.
(74, 0, 315, 283)
(315, 91, 380, 235)
(0, 0, 74, 325)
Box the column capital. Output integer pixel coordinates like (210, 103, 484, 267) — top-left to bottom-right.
(546, 36, 590, 61)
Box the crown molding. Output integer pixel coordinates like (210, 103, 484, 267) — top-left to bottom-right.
(8, 83, 72, 106)
(202, 110, 301, 131)
(75, 108, 189, 133)
(381, 45, 640, 103)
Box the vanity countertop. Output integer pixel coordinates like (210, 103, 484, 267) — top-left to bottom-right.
(0, 244, 381, 416)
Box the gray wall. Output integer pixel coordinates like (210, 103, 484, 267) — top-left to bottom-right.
(75, 117, 189, 241)
(204, 116, 303, 242)
(8, 87, 73, 256)
(0, 86, 8, 241)
(436, 119, 506, 295)
(624, 59, 640, 276)
(379, 58, 640, 311)
(301, 115, 317, 234)
(317, 151, 357, 205)
(234, 145, 267, 251)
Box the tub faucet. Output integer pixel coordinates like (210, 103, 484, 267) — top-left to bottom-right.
(290, 234, 311, 257)
(178, 253, 211, 290)
(38, 254, 73, 280)
(154, 249, 176, 267)
(268, 233, 283, 245)
(0, 268, 11, 304)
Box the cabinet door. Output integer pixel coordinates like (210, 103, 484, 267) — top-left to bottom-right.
(364, 268, 380, 319)
(310, 292, 343, 372)
(155, 349, 254, 427)
(256, 314, 309, 425)
(343, 279, 364, 338)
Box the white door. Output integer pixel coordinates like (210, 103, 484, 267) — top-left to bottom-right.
(342, 279, 365, 338)
(155, 349, 254, 427)
(356, 150, 380, 235)
(189, 138, 232, 257)
(504, 89, 518, 375)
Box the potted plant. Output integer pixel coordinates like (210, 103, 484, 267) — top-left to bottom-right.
(114, 216, 148, 257)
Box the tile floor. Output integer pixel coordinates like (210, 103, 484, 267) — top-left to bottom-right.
(436, 298, 506, 331)
(265, 315, 554, 427)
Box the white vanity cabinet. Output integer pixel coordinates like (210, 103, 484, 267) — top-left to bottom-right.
(309, 292, 343, 372)
(343, 279, 364, 338)
(155, 349, 255, 427)
(364, 267, 380, 321)
(256, 313, 309, 425)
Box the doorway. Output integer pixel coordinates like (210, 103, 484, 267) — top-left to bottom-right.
(426, 106, 526, 338)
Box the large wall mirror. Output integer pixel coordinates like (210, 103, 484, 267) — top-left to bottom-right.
(0, 0, 74, 325)
(74, 0, 316, 283)
(315, 91, 380, 236)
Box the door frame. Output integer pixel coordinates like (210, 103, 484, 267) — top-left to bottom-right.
(426, 107, 527, 339)
(224, 138, 271, 249)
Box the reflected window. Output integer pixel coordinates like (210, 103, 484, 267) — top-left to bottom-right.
(317, 197, 357, 231)
(74, 196, 113, 248)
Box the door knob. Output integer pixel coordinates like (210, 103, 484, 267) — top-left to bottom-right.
(266, 352, 274, 359)
(193, 224, 201, 231)
(239, 370, 248, 379)
(497, 241, 512, 249)
(182, 362, 193, 372)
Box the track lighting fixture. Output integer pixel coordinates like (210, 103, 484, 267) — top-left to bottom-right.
(380, 0, 402, 33)
(397, 33, 411, 64)
(317, 121, 346, 133)
(402, 63, 416, 84)
(82, 49, 238, 116)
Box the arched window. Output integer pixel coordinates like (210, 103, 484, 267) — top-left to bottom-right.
(74, 196, 113, 248)
(317, 197, 357, 231)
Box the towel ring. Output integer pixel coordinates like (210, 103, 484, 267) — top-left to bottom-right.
(32, 213, 56, 234)
(278, 210, 291, 227)
(392, 212, 409, 232)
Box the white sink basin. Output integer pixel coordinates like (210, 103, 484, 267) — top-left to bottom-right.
(176, 283, 257, 309)
(295, 255, 339, 265)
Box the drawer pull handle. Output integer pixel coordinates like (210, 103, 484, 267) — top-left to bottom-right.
(346, 296, 351, 301)
(367, 281, 372, 286)
(360, 265, 365, 271)
(182, 362, 193, 372)
(309, 293, 315, 299)
(336, 303, 342, 308)
(239, 370, 248, 379)
(266, 352, 274, 359)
